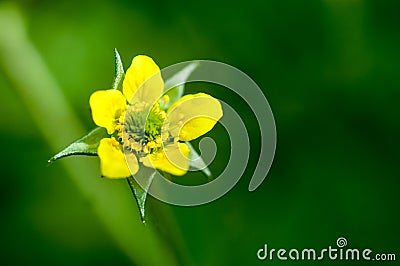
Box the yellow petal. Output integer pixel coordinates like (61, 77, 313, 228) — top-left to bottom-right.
(98, 138, 138, 178)
(141, 143, 190, 176)
(123, 55, 164, 104)
(89, 90, 126, 134)
(166, 93, 223, 141)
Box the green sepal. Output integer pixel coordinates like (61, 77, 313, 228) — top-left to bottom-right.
(186, 142, 212, 178)
(161, 62, 199, 110)
(112, 48, 125, 90)
(127, 166, 156, 222)
(48, 127, 108, 163)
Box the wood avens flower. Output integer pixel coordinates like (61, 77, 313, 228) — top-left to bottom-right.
(89, 55, 222, 178)
(50, 51, 222, 220)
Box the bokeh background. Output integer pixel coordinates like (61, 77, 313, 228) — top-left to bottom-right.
(0, 0, 399, 265)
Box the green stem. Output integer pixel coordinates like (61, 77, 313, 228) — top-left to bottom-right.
(0, 3, 180, 266)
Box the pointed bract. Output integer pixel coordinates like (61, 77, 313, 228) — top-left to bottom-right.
(48, 127, 108, 163)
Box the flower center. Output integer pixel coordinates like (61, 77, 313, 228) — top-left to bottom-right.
(120, 102, 168, 157)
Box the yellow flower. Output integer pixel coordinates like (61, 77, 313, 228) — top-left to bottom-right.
(89, 55, 222, 178)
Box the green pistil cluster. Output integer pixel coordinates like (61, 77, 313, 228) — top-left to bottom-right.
(121, 102, 167, 156)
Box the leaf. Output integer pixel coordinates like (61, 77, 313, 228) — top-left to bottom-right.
(186, 142, 212, 178)
(161, 62, 199, 109)
(112, 48, 125, 90)
(48, 127, 108, 163)
(127, 166, 156, 222)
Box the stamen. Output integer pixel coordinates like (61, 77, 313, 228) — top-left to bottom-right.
(163, 95, 170, 105)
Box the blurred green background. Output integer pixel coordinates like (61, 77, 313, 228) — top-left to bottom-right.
(0, 0, 399, 265)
